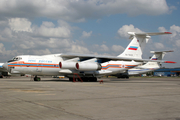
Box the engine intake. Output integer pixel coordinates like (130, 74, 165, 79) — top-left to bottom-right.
(59, 62, 76, 69)
(75, 62, 101, 71)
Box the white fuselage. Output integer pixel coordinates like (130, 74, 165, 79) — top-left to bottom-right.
(7, 54, 142, 78)
(128, 67, 159, 75)
(128, 61, 161, 75)
(8, 54, 62, 76)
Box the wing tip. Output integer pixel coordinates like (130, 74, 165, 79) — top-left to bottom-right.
(164, 32, 172, 34)
(164, 61, 176, 63)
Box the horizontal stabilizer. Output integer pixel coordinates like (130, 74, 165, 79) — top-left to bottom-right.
(119, 31, 172, 59)
(128, 32, 172, 37)
(150, 50, 173, 54)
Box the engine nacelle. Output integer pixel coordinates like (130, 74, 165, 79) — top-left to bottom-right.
(75, 62, 102, 71)
(59, 61, 76, 69)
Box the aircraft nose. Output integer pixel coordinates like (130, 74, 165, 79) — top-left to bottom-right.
(2, 62, 8, 70)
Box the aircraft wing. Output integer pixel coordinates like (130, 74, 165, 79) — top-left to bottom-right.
(60, 53, 175, 63)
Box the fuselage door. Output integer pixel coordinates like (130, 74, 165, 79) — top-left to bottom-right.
(36, 63, 42, 72)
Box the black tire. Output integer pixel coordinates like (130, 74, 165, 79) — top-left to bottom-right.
(89, 77, 97, 82)
(83, 77, 89, 82)
(37, 77, 41, 81)
(93, 77, 97, 82)
(69, 78, 73, 81)
(34, 77, 41, 81)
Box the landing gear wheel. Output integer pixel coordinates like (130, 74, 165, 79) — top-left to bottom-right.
(89, 77, 97, 82)
(82, 77, 88, 82)
(69, 78, 73, 81)
(34, 76, 41, 81)
(92, 77, 97, 82)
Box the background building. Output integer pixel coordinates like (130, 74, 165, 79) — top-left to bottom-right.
(154, 68, 180, 77)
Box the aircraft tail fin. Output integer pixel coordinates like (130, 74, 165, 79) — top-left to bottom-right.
(140, 50, 173, 68)
(118, 32, 172, 59)
(150, 50, 173, 60)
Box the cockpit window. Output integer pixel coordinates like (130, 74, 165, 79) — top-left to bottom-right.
(8, 57, 22, 62)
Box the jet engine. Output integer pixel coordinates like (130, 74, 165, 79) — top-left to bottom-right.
(59, 62, 76, 69)
(75, 62, 102, 71)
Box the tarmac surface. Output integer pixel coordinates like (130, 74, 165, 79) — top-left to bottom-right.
(0, 76, 180, 120)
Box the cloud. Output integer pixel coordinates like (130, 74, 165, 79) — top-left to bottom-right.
(158, 27, 167, 32)
(0, 0, 173, 22)
(0, 17, 73, 60)
(154, 42, 164, 49)
(111, 45, 124, 53)
(1, 28, 13, 39)
(0, 43, 19, 61)
(8, 18, 32, 32)
(31, 49, 52, 55)
(175, 40, 180, 47)
(81, 31, 92, 38)
(117, 24, 143, 38)
(100, 44, 109, 52)
(159, 25, 180, 40)
(169, 25, 180, 39)
(34, 21, 71, 38)
(69, 45, 90, 54)
(93, 44, 109, 52)
(0, 43, 6, 54)
(158, 25, 180, 47)
(6, 18, 72, 39)
(0, 16, 94, 59)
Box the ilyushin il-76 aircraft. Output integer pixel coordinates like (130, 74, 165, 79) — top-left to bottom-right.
(128, 50, 174, 75)
(116, 50, 175, 78)
(2, 32, 174, 81)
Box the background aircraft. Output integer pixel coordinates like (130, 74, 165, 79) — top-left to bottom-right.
(2, 32, 173, 81)
(116, 50, 175, 78)
(0, 63, 24, 78)
(0, 63, 8, 77)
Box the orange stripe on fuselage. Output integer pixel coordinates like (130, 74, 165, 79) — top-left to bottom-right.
(8, 61, 59, 68)
(101, 64, 137, 70)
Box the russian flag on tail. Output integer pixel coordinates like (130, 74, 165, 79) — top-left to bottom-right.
(128, 46, 138, 50)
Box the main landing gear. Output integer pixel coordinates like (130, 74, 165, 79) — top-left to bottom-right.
(69, 77, 97, 82)
(69, 73, 97, 82)
(34, 75, 41, 81)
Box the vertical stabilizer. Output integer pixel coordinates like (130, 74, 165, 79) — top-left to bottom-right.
(118, 32, 172, 59)
(140, 50, 173, 68)
(150, 50, 173, 60)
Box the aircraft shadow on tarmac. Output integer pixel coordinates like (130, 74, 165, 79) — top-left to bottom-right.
(41, 79, 71, 82)
(42, 78, 132, 83)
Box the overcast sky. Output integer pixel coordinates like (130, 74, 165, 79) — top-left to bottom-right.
(0, 0, 179, 68)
